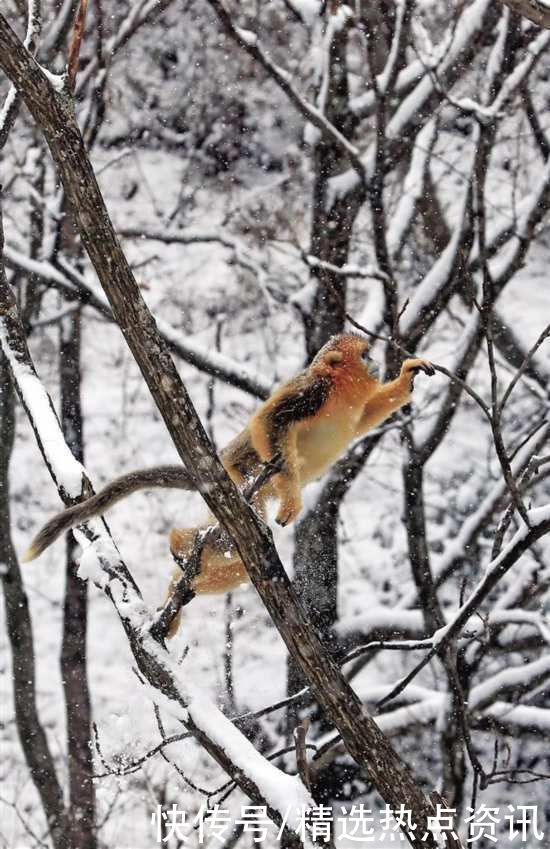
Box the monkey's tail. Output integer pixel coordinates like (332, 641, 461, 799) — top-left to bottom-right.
(22, 466, 196, 563)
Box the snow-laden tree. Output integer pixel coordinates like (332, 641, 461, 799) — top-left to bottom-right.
(1, 1, 550, 847)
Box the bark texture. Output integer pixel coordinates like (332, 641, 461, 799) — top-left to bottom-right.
(0, 16, 448, 845)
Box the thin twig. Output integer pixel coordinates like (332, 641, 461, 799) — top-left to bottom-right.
(499, 321, 550, 414)
(205, 0, 366, 184)
(67, 0, 89, 92)
(377, 505, 550, 710)
(293, 719, 311, 791)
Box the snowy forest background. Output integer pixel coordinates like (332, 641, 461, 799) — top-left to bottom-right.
(2, 0, 550, 847)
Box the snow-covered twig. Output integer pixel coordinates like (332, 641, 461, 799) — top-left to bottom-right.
(118, 225, 237, 251)
(206, 0, 366, 184)
(302, 254, 388, 282)
(376, 0, 415, 97)
(378, 502, 550, 709)
(0, 0, 41, 149)
(431, 426, 549, 590)
(0, 204, 317, 849)
(3, 241, 271, 399)
(387, 119, 438, 261)
(329, 0, 494, 207)
(470, 655, 550, 712)
(399, 147, 474, 342)
(475, 702, 550, 739)
(410, 27, 550, 126)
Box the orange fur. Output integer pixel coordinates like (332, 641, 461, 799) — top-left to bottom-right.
(25, 332, 433, 638)
(167, 335, 434, 635)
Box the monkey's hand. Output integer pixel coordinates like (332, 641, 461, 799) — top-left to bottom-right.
(275, 492, 303, 527)
(402, 358, 435, 386)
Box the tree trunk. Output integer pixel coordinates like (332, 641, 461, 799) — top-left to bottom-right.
(59, 307, 97, 849)
(0, 23, 453, 841)
(290, 14, 363, 714)
(0, 353, 69, 849)
(304, 22, 363, 359)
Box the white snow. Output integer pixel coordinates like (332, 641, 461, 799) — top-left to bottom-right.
(0, 325, 86, 496)
(40, 66, 66, 93)
(288, 0, 323, 26)
(235, 28, 258, 47)
(387, 119, 437, 260)
(399, 149, 474, 336)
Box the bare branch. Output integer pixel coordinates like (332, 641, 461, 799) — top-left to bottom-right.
(3, 243, 270, 398)
(67, 0, 89, 92)
(0, 17, 451, 843)
(496, 0, 550, 28)
(498, 321, 550, 413)
(205, 0, 366, 185)
(378, 503, 550, 710)
(0, 0, 41, 149)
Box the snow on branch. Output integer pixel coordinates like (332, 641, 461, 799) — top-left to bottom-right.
(206, 0, 366, 184)
(386, 119, 437, 261)
(303, 254, 389, 282)
(0, 213, 317, 849)
(329, 0, 493, 207)
(3, 241, 270, 399)
(399, 146, 474, 342)
(478, 702, 550, 738)
(431, 424, 549, 591)
(470, 655, 550, 712)
(0, 285, 85, 499)
(0, 0, 41, 149)
(470, 163, 550, 268)
(350, 58, 424, 120)
(387, 0, 492, 139)
(378, 502, 550, 709)
(0, 16, 451, 841)
(286, 0, 322, 26)
(302, 3, 353, 147)
(0, 211, 129, 585)
(433, 28, 550, 124)
(376, 0, 414, 97)
(490, 156, 550, 286)
(118, 225, 237, 251)
(336, 608, 426, 642)
(75, 0, 176, 93)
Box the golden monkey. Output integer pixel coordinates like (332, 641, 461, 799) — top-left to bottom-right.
(24, 334, 434, 634)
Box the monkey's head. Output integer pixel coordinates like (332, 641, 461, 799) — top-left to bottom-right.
(313, 333, 380, 380)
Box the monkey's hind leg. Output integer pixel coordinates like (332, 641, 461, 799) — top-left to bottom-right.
(165, 527, 250, 638)
(162, 528, 197, 637)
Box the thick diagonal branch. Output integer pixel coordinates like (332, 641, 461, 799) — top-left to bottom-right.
(0, 15, 449, 845)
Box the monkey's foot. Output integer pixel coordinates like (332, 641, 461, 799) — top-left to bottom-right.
(275, 496, 302, 527)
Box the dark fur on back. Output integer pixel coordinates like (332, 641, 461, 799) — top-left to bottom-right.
(268, 374, 331, 447)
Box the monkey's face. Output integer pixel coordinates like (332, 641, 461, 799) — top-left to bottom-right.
(359, 344, 380, 378)
(317, 334, 381, 382)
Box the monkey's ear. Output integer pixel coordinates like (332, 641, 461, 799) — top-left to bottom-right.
(324, 351, 343, 365)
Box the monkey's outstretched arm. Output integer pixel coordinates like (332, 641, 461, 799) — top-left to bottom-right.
(355, 358, 434, 436)
(23, 466, 196, 562)
(249, 372, 331, 525)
